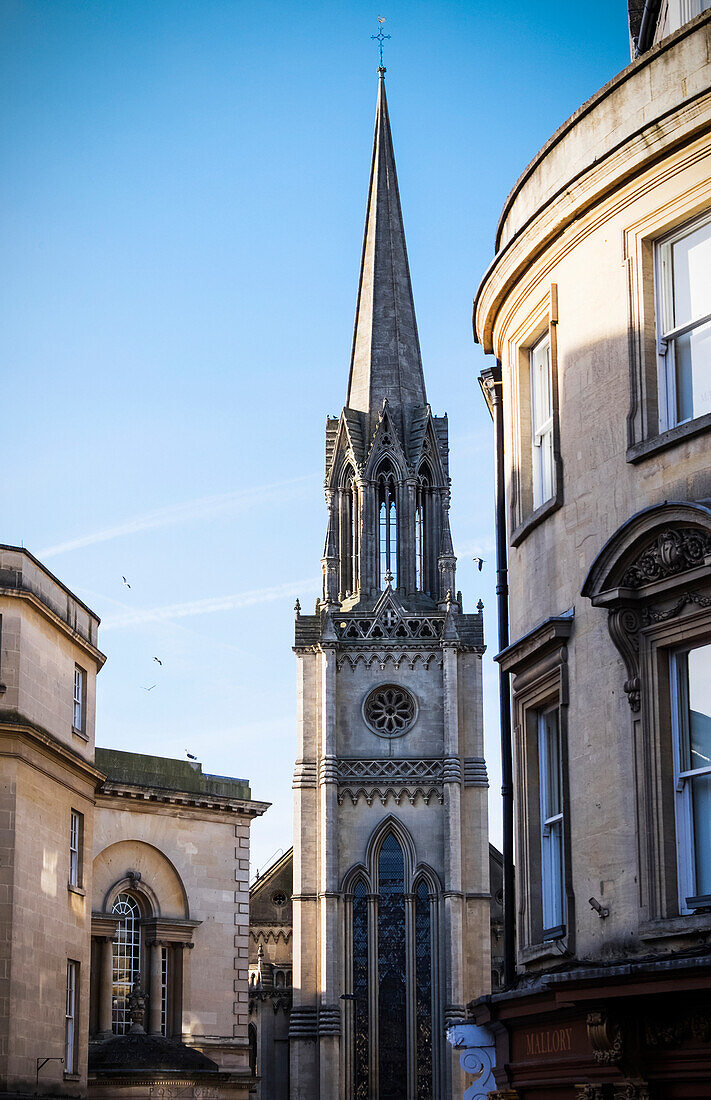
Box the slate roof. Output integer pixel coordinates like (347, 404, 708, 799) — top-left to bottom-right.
(294, 614, 322, 647)
(457, 613, 485, 650)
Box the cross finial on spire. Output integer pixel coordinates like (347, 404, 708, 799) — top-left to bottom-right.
(371, 16, 390, 68)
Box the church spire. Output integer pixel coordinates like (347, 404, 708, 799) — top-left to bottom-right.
(346, 68, 426, 434)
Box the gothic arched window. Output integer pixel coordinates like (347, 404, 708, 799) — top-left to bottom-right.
(111, 893, 142, 1035)
(345, 470, 359, 597)
(347, 831, 437, 1099)
(352, 878, 369, 1100)
(377, 461, 398, 589)
(378, 835, 407, 1097)
(415, 466, 432, 594)
(415, 879, 433, 1098)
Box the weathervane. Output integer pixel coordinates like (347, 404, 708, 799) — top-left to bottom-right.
(371, 16, 390, 68)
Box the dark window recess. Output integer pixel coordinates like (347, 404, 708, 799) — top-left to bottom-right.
(415, 879, 433, 1099)
(353, 880, 369, 1100)
(378, 835, 407, 1100)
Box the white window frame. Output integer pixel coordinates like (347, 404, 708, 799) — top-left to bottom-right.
(65, 960, 78, 1074)
(69, 809, 82, 888)
(538, 706, 565, 935)
(73, 666, 84, 732)
(670, 644, 711, 914)
(655, 210, 711, 430)
(530, 334, 554, 510)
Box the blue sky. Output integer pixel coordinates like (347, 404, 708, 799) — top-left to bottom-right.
(1, 1, 629, 873)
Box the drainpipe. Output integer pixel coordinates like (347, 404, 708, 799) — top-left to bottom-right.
(479, 362, 515, 990)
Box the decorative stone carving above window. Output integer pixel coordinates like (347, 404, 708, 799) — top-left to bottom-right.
(582, 502, 711, 712)
(620, 528, 711, 588)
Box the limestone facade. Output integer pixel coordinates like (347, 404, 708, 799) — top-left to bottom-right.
(0, 545, 268, 1099)
(467, 8, 711, 1097)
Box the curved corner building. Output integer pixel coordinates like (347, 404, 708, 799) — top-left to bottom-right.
(470, 6, 711, 1098)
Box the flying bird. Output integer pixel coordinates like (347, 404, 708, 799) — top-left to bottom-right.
(378, 15, 386, 23)
(186, 751, 197, 760)
(153, 657, 163, 666)
(473, 557, 485, 571)
(122, 576, 131, 588)
(142, 684, 156, 692)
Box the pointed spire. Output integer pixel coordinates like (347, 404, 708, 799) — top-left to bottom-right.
(346, 69, 426, 434)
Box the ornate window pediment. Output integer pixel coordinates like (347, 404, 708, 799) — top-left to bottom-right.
(583, 502, 711, 712)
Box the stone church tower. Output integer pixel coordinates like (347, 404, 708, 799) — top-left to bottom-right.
(290, 69, 490, 1099)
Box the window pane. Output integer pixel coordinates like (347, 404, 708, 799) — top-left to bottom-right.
(674, 320, 711, 423)
(688, 645, 711, 771)
(415, 880, 433, 1100)
(542, 820, 564, 930)
(378, 835, 406, 1100)
(542, 711, 561, 819)
(530, 336, 554, 508)
(672, 220, 711, 328)
(691, 773, 711, 896)
(112, 893, 142, 1035)
(352, 881, 369, 1100)
(539, 709, 564, 931)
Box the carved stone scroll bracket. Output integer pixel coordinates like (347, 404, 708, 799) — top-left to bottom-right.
(587, 1010, 624, 1065)
(607, 608, 641, 711)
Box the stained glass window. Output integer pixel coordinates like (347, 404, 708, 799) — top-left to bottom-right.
(353, 880, 369, 1100)
(415, 881, 433, 1098)
(378, 835, 406, 1100)
(112, 893, 141, 1034)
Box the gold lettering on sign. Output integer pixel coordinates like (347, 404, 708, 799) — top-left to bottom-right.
(525, 1026, 573, 1057)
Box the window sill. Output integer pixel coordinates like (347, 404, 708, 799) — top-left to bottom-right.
(627, 411, 711, 463)
(72, 727, 89, 742)
(511, 493, 562, 547)
(68, 883, 86, 897)
(639, 912, 711, 943)
(520, 935, 570, 968)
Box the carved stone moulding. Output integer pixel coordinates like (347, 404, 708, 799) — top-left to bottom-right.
(583, 504, 711, 712)
(620, 527, 711, 588)
(337, 784, 443, 807)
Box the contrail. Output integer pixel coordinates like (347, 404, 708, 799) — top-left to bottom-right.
(37, 475, 320, 559)
(101, 578, 318, 631)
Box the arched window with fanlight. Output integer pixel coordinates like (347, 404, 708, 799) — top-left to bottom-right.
(111, 893, 142, 1034)
(377, 460, 398, 589)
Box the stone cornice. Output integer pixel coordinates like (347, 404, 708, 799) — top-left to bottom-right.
(474, 12, 711, 354)
(496, 610, 574, 675)
(0, 713, 105, 788)
(0, 584, 106, 667)
(98, 781, 269, 819)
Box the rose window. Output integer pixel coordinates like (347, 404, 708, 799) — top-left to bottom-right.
(363, 685, 416, 737)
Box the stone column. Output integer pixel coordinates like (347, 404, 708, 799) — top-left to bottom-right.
(319, 641, 340, 1095)
(149, 941, 163, 1034)
(98, 937, 114, 1036)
